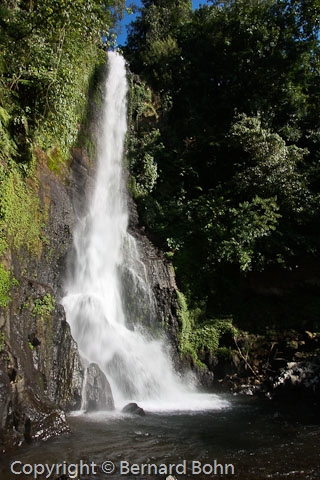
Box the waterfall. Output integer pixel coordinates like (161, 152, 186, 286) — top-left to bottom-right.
(62, 52, 227, 412)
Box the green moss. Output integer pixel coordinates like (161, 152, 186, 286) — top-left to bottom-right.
(78, 132, 96, 165)
(0, 263, 18, 307)
(0, 165, 45, 257)
(163, 314, 169, 330)
(47, 146, 68, 177)
(0, 264, 11, 307)
(0, 332, 5, 352)
(32, 293, 55, 319)
(176, 290, 199, 362)
(77, 61, 106, 165)
(0, 106, 17, 162)
(216, 346, 235, 360)
(190, 318, 237, 354)
(33, 47, 105, 158)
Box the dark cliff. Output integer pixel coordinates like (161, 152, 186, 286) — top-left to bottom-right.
(127, 195, 181, 356)
(0, 148, 94, 450)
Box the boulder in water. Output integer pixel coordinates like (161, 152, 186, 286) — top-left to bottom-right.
(83, 363, 114, 412)
(122, 402, 145, 416)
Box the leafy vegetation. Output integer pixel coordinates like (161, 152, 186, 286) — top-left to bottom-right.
(0, 165, 45, 255)
(0, 0, 125, 161)
(32, 293, 55, 319)
(125, 0, 320, 338)
(177, 290, 237, 366)
(0, 263, 19, 308)
(0, 0, 125, 306)
(127, 77, 162, 197)
(0, 160, 46, 307)
(0, 264, 13, 308)
(0, 332, 5, 353)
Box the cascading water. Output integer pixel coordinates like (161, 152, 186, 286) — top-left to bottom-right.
(62, 52, 227, 412)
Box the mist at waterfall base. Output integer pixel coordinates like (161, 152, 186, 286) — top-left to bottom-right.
(62, 51, 226, 413)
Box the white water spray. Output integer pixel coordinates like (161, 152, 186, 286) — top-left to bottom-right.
(62, 52, 227, 412)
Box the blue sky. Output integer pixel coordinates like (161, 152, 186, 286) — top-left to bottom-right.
(115, 0, 207, 46)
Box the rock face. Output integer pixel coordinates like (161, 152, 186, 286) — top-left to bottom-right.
(125, 195, 182, 364)
(0, 147, 94, 450)
(83, 363, 115, 412)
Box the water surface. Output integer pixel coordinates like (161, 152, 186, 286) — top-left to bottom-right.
(1, 395, 319, 480)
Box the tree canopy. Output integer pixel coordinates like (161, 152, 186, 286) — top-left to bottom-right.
(125, 0, 320, 330)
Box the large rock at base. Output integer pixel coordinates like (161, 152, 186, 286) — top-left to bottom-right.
(122, 402, 145, 416)
(0, 283, 83, 451)
(83, 363, 114, 412)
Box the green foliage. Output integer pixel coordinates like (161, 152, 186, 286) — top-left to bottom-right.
(215, 346, 234, 361)
(0, 165, 45, 256)
(32, 293, 55, 319)
(177, 289, 237, 365)
(217, 196, 281, 271)
(0, 0, 125, 163)
(128, 129, 161, 196)
(126, 0, 320, 333)
(32, 45, 102, 157)
(230, 114, 310, 213)
(0, 332, 5, 352)
(0, 106, 17, 162)
(190, 318, 236, 354)
(0, 162, 40, 308)
(128, 77, 157, 124)
(0, 264, 12, 308)
(127, 77, 163, 197)
(0, 261, 18, 308)
(146, 34, 180, 64)
(176, 290, 194, 355)
(125, 0, 192, 90)
(46, 146, 68, 178)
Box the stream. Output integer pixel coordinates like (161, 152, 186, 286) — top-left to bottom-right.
(1, 394, 319, 479)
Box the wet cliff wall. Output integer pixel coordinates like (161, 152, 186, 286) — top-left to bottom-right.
(127, 196, 181, 357)
(0, 147, 95, 450)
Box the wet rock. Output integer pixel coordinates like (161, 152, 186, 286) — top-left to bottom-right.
(126, 196, 184, 373)
(122, 402, 145, 416)
(0, 147, 94, 450)
(271, 356, 320, 403)
(83, 363, 114, 412)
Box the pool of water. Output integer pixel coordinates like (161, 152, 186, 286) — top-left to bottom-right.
(1, 394, 319, 479)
